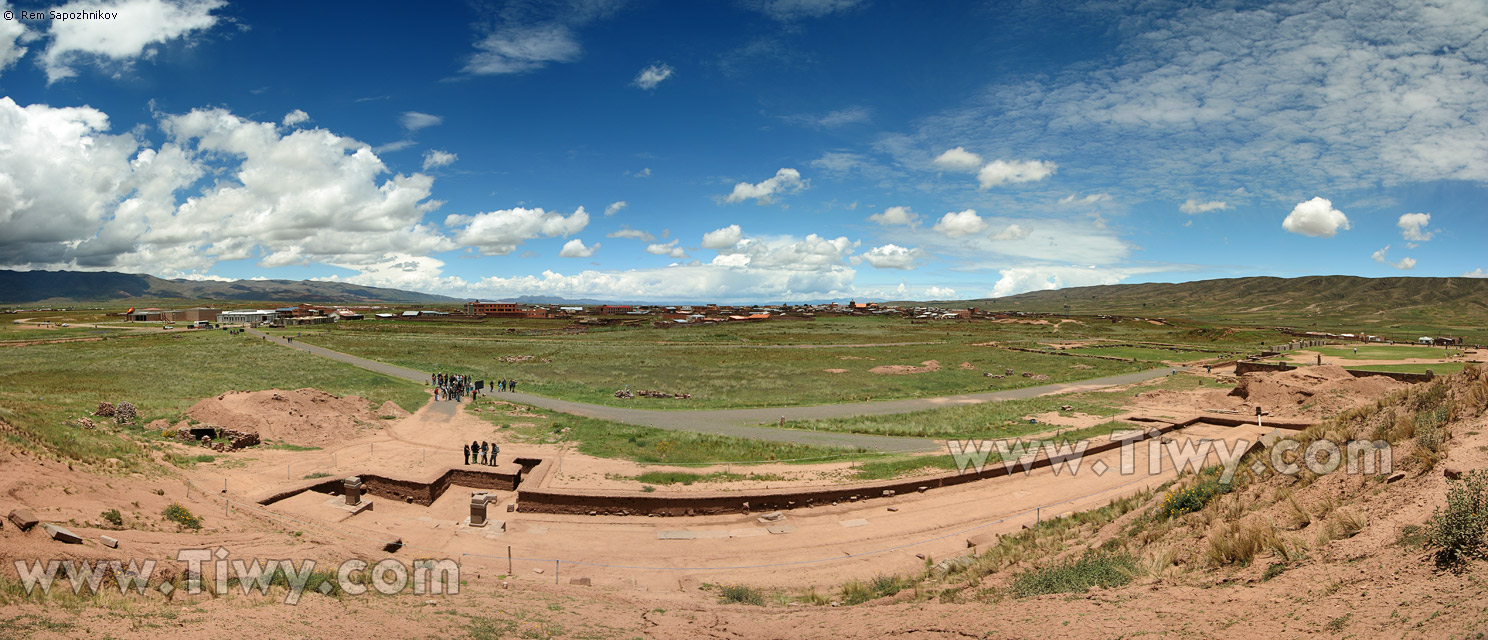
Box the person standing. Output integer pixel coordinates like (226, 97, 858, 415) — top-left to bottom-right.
(462, 444, 470, 465)
(490, 443, 500, 465)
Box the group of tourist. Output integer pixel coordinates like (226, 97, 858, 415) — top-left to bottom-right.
(465, 440, 499, 465)
(431, 372, 477, 401)
(430, 372, 523, 401)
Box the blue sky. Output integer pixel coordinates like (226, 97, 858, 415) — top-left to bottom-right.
(0, 0, 1484, 303)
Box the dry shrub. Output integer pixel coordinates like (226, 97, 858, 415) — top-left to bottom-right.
(1205, 519, 1278, 566)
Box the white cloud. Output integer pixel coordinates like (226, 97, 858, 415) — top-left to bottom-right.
(1059, 193, 1111, 206)
(1464, 268, 1488, 278)
(646, 239, 688, 258)
(630, 167, 651, 178)
(559, 238, 599, 258)
(1179, 199, 1230, 214)
(281, 109, 310, 127)
(468, 263, 856, 302)
(932, 147, 983, 173)
(744, 0, 864, 21)
(1398, 212, 1433, 242)
(0, 99, 456, 276)
(932, 209, 987, 238)
(465, 24, 581, 75)
(924, 286, 957, 299)
(701, 224, 743, 249)
(633, 63, 674, 89)
(1282, 197, 1350, 237)
(1371, 245, 1416, 270)
(990, 223, 1030, 241)
(787, 106, 871, 128)
(0, 1, 30, 75)
(421, 149, 457, 170)
(712, 234, 858, 271)
(373, 140, 415, 154)
(860, 244, 922, 270)
(446, 206, 589, 255)
(976, 159, 1057, 189)
(41, 0, 225, 83)
(724, 167, 807, 204)
(604, 200, 627, 216)
(867, 206, 918, 227)
(607, 228, 654, 242)
(400, 111, 442, 132)
(990, 265, 1128, 297)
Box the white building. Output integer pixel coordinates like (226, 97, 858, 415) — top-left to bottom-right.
(219, 310, 280, 325)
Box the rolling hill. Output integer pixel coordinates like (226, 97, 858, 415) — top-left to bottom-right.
(0, 270, 459, 304)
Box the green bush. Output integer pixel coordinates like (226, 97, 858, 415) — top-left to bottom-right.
(162, 502, 202, 530)
(1428, 470, 1488, 570)
(100, 509, 123, 528)
(718, 584, 765, 605)
(1158, 473, 1233, 518)
(1011, 550, 1136, 597)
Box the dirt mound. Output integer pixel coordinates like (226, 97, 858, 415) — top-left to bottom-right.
(1228, 365, 1408, 418)
(823, 368, 848, 373)
(185, 388, 384, 447)
(869, 360, 942, 375)
(376, 401, 411, 418)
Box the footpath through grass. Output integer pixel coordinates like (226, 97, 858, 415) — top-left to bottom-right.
(0, 330, 428, 471)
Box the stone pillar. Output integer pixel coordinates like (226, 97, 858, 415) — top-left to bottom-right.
(470, 492, 489, 527)
(344, 476, 363, 506)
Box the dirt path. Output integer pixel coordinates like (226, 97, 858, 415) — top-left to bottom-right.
(246, 328, 1176, 453)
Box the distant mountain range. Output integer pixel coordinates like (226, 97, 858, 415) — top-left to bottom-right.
(0, 270, 459, 304)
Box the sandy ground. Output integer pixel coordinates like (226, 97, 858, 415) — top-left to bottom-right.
(4, 363, 1485, 638)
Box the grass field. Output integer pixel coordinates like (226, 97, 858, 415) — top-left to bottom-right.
(782, 374, 1228, 439)
(0, 330, 429, 471)
(1344, 362, 1469, 375)
(269, 317, 1176, 408)
(467, 396, 862, 465)
(1314, 345, 1462, 360)
(1063, 345, 1232, 362)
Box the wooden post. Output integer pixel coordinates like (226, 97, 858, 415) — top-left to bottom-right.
(507, 546, 512, 576)
(555, 560, 559, 585)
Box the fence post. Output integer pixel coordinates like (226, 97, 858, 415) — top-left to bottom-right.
(507, 546, 512, 576)
(555, 560, 559, 585)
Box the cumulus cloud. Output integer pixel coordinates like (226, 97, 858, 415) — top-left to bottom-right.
(1371, 245, 1416, 270)
(701, 224, 743, 249)
(932, 147, 983, 173)
(646, 239, 688, 258)
(607, 228, 654, 242)
(1398, 212, 1433, 243)
(932, 209, 986, 238)
(446, 206, 589, 256)
(604, 200, 626, 216)
(976, 159, 1057, 189)
(990, 265, 1128, 297)
(281, 109, 310, 127)
(990, 223, 1030, 241)
(867, 206, 918, 227)
(1179, 199, 1230, 214)
(469, 262, 856, 302)
(1464, 268, 1488, 278)
(559, 238, 599, 258)
(633, 63, 673, 89)
(0, 99, 456, 275)
(924, 286, 957, 299)
(41, 0, 225, 83)
(743, 0, 863, 21)
(629, 167, 651, 178)
(712, 234, 858, 271)
(1282, 197, 1350, 237)
(422, 150, 457, 170)
(860, 244, 922, 270)
(400, 111, 442, 132)
(724, 167, 807, 204)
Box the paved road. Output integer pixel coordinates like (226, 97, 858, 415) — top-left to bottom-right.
(247, 328, 1177, 453)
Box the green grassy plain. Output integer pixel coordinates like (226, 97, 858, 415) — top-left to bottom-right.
(263, 316, 1264, 408)
(1313, 345, 1462, 360)
(1345, 362, 1469, 375)
(0, 330, 428, 470)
